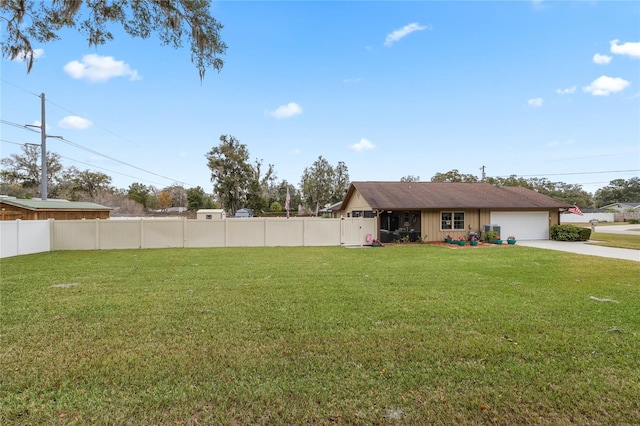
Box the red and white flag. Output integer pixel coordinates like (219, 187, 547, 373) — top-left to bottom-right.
(568, 205, 583, 216)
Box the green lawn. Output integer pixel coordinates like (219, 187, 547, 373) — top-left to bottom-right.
(2, 246, 639, 425)
(588, 231, 640, 250)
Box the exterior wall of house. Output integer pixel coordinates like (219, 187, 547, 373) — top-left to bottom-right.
(421, 209, 482, 242)
(341, 189, 373, 216)
(0, 204, 110, 220)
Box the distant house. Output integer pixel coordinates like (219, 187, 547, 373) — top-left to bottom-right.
(600, 202, 640, 212)
(338, 182, 572, 242)
(319, 201, 343, 218)
(0, 198, 111, 220)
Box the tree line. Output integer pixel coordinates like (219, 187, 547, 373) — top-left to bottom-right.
(1, 140, 637, 215)
(0, 134, 351, 216)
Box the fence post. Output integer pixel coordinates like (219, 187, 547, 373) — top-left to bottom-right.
(183, 217, 187, 248)
(95, 219, 100, 250)
(140, 218, 145, 249)
(48, 218, 54, 252)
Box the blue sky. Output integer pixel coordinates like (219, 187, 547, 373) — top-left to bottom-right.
(2, 0, 639, 196)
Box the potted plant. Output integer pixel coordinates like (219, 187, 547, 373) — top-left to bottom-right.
(507, 236, 516, 245)
(371, 238, 383, 247)
(444, 234, 452, 243)
(482, 230, 499, 243)
(456, 236, 466, 246)
(469, 235, 479, 246)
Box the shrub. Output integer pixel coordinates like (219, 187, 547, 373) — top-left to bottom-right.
(628, 218, 640, 224)
(270, 201, 283, 212)
(482, 230, 499, 242)
(579, 227, 592, 241)
(550, 224, 590, 241)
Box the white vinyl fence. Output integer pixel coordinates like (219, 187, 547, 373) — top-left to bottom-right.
(1, 220, 51, 258)
(560, 212, 615, 224)
(1, 217, 376, 258)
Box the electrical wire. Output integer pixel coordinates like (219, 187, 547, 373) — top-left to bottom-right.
(1, 118, 195, 186)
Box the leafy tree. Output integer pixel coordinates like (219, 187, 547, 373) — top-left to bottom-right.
(162, 184, 187, 207)
(401, 175, 420, 182)
(332, 161, 350, 203)
(157, 190, 173, 211)
(1, 0, 226, 79)
(246, 159, 276, 215)
(186, 186, 214, 211)
(206, 135, 253, 215)
(300, 156, 337, 216)
(485, 175, 532, 188)
(430, 169, 478, 183)
(127, 182, 149, 208)
(594, 178, 640, 207)
(0, 144, 64, 197)
(274, 180, 300, 213)
(94, 189, 145, 216)
(61, 167, 112, 200)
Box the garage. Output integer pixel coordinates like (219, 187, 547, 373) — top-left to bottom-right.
(490, 211, 549, 240)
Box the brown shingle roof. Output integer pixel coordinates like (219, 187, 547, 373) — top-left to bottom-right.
(342, 182, 572, 210)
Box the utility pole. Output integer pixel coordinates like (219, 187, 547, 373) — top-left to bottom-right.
(40, 93, 47, 200)
(25, 93, 63, 201)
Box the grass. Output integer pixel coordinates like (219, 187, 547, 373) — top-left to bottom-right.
(1, 246, 639, 425)
(588, 231, 640, 250)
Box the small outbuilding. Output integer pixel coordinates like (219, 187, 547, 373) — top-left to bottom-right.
(196, 209, 226, 220)
(0, 198, 111, 220)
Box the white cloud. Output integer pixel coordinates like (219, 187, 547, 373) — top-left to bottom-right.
(610, 39, 640, 58)
(349, 138, 375, 152)
(583, 75, 630, 96)
(343, 77, 362, 83)
(31, 120, 50, 132)
(527, 98, 543, 107)
(547, 138, 575, 147)
(384, 23, 430, 47)
(592, 53, 612, 64)
(59, 115, 93, 129)
(11, 48, 44, 62)
(63, 54, 141, 82)
(556, 86, 576, 95)
(266, 102, 303, 119)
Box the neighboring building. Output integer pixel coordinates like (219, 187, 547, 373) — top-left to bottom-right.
(234, 208, 253, 218)
(338, 182, 572, 242)
(196, 209, 226, 220)
(319, 201, 343, 218)
(600, 202, 640, 212)
(0, 198, 111, 220)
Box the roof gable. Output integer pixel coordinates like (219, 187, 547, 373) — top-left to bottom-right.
(342, 182, 572, 210)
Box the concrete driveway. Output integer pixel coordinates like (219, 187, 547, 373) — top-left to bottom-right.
(517, 240, 639, 262)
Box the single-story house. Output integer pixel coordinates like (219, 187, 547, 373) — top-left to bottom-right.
(600, 202, 640, 212)
(0, 197, 111, 220)
(338, 182, 573, 242)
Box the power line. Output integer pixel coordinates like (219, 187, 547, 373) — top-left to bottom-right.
(1, 138, 170, 186)
(496, 169, 639, 178)
(1, 118, 195, 186)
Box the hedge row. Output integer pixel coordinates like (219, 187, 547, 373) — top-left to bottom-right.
(550, 224, 591, 241)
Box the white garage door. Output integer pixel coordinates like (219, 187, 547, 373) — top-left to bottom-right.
(489, 211, 549, 240)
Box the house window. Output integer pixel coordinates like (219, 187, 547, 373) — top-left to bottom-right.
(351, 210, 374, 218)
(441, 211, 465, 230)
(205, 214, 212, 220)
